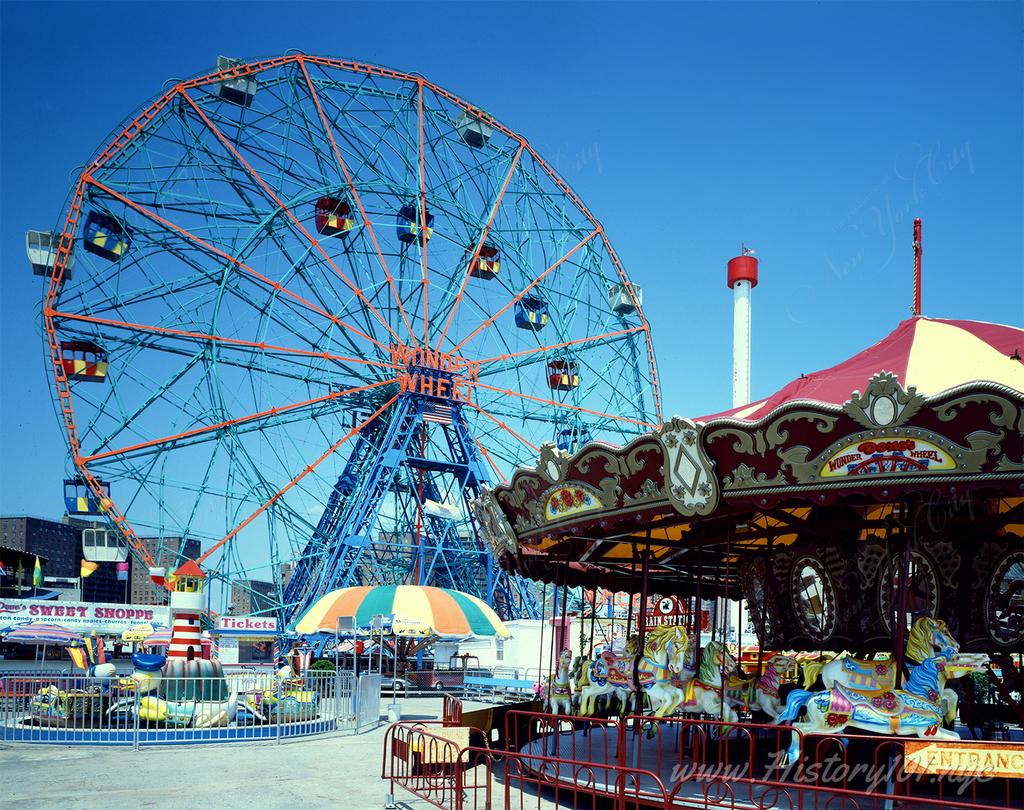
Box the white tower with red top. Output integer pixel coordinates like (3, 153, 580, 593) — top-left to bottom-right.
(727, 247, 759, 408)
(163, 560, 207, 661)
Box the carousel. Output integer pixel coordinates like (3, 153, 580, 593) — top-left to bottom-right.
(471, 259, 1024, 806)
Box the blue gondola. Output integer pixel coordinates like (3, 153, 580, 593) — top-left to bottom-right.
(556, 427, 591, 453)
(515, 296, 549, 330)
(83, 212, 130, 261)
(64, 478, 111, 516)
(397, 203, 434, 244)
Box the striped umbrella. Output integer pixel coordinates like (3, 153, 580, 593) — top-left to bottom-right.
(294, 585, 510, 638)
(1, 623, 84, 647)
(141, 628, 173, 648)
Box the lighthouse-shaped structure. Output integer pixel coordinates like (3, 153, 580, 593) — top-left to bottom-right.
(165, 560, 207, 661)
(727, 247, 759, 407)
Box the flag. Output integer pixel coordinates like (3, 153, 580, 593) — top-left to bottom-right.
(423, 402, 453, 425)
(0, 560, 6, 577)
(116, 561, 129, 581)
(80, 560, 99, 579)
(32, 556, 43, 588)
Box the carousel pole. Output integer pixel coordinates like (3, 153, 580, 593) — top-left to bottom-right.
(694, 536, 704, 662)
(719, 527, 734, 723)
(632, 539, 652, 751)
(755, 537, 773, 680)
(559, 569, 569, 656)
(892, 512, 913, 688)
(588, 587, 597, 654)
(625, 557, 635, 644)
(536, 580, 547, 687)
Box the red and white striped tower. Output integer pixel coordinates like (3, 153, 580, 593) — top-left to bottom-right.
(165, 560, 207, 661)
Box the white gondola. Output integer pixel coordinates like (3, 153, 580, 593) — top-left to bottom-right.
(608, 282, 642, 315)
(216, 56, 257, 107)
(26, 231, 74, 280)
(82, 527, 129, 563)
(455, 110, 493, 148)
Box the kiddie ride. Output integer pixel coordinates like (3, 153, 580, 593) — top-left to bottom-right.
(24, 563, 320, 732)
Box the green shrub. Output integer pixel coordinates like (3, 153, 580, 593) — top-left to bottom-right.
(311, 658, 336, 673)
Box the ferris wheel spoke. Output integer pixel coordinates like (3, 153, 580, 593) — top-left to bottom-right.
(475, 326, 647, 368)
(450, 228, 601, 353)
(178, 89, 405, 347)
(297, 58, 419, 347)
(467, 379, 656, 429)
(436, 143, 525, 349)
(50, 310, 395, 377)
(461, 400, 539, 453)
(80, 378, 396, 465)
(85, 177, 388, 353)
(195, 393, 398, 566)
(417, 81, 430, 349)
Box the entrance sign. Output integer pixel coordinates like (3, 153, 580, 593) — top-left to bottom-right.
(904, 740, 1024, 779)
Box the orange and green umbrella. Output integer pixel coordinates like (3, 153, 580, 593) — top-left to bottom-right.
(293, 585, 510, 638)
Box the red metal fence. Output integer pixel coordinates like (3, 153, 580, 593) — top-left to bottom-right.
(383, 709, 1023, 810)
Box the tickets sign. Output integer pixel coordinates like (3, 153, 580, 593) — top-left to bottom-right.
(215, 616, 277, 633)
(820, 435, 956, 478)
(0, 598, 170, 633)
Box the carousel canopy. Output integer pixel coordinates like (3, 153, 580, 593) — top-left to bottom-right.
(708, 317, 1023, 422)
(480, 314, 1023, 653)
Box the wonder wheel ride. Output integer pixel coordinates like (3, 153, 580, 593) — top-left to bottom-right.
(33, 54, 661, 626)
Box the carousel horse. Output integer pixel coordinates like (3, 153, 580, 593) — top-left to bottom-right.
(545, 649, 574, 715)
(677, 640, 746, 724)
(799, 618, 973, 725)
(777, 643, 989, 763)
(577, 626, 689, 719)
(575, 635, 639, 717)
(720, 653, 796, 719)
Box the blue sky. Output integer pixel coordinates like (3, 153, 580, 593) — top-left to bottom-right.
(1, 1, 1021, 518)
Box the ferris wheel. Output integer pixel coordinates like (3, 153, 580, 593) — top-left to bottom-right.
(32, 54, 661, 624)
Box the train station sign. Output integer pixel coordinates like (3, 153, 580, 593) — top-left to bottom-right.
(0, 598, 170, 633)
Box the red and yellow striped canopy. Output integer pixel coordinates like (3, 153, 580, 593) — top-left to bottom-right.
(707, 317, 1023, 422)
(294, 585, 510, 638)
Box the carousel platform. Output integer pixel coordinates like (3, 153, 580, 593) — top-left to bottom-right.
(512, 719, 1023, 809)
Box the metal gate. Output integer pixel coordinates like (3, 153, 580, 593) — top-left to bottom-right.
(355, 672, 381, 733)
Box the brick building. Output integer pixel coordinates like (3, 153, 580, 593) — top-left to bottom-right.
(0, 516, 126, 602)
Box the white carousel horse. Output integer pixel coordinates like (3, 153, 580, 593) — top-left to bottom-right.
(799, 617, 973, 725)
(545, 649, 574, 715)
(576, 635, 638, 717)
(577, 626, 689, 718)
(777, 644, 989, 763)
